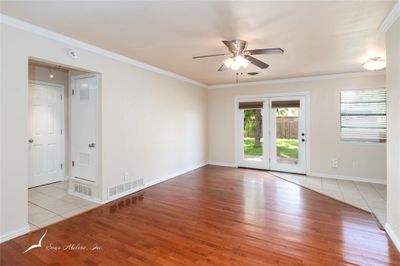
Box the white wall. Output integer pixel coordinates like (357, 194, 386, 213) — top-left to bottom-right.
(385, 17, 400, 249)
(0, 24, 207, 240)
(208, 74, 386, 182)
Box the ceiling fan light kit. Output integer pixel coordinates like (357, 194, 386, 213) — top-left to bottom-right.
(363, 57, 386, 71)
(223, 55, 251, 70)
(192, 39, 284, 72)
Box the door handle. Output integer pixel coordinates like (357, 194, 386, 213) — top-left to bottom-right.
(88, 143, 96, 148)
(28, 139, 34, 143)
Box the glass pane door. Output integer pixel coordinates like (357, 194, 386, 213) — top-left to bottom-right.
(269, 97, 306, 174)
(237, 101, 269, 169)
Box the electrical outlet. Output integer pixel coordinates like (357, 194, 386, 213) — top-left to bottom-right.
(332, 159, 339, 168)
(352, 161, 358, 169)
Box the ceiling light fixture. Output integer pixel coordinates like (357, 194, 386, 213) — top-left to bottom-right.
(224, 55, 251, 71)
(363, 57, 386, 71)
(48, 69, 54, 79)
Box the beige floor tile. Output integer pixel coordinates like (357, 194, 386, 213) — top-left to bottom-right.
(58, 194, 87, 204)
(366, 197, 386, 210)
(374, 212, 386, 225)
(51, 181, 69, 190)
(47, 200, 93, 216)
(344, 197, 369, 211)
(29, 223, 39, 231)
(322, 189, 344, 201)
(28, 202, 47, 216)
(270, 172, 387, 225)
(322, 178, 341, 191)
(29, 207, 58, 225)
(33, 185, 68, 199)
(29, 190, 58, 206)
(28, 180, 96, 227)
(341, 190, 364, 201)
(32, 215, 64, 228)
(338, 180, 358, 193)
(306, 176, 322, 186)
(61, 203, 99, 218)
(305, 184, 323, 193)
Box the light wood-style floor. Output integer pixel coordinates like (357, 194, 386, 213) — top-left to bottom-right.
(1, 165, 399, 265)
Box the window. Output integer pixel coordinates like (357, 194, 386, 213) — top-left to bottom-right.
(340, 88, 386, 143)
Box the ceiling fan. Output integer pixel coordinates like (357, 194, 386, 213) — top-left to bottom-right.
(192, 40, 284, 72)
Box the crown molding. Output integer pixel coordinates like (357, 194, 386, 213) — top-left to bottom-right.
(0, 13, 388, 90)
(379, 0, 400, 32)
(208, 71, 385, 89)
(0, 14, 207, 88)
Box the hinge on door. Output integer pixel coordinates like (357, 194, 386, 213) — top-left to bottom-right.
(60, 129, 63, 135)
(72, 89, 75, 95)
(61, 95, 63, 100)
(61, 163, 63, 169)
(72, 161, 75, 167)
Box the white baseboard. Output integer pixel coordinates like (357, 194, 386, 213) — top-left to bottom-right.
(100, 162, 208, 204)
(0, 225, 30, 243)
(207, 161, 237, 168)
(144, 162, 207, 188)
(385, 223, 400, 252)
(308, 171, 386, 184)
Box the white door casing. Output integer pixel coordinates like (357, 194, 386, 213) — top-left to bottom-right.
(71, 74, 99, 183)
(28, 81, 64, 188)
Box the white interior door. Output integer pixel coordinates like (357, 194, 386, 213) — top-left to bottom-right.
(71, 74, 98, 183)
(236, 100, 269, 170)
(269, 96, 306, 174)
(28, 82, 64, 188)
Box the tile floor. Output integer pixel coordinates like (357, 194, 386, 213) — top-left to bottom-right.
(270, 172, 387, 225)
(28, 180, 99, 231)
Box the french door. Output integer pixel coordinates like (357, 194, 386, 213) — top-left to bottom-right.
(237, 95, 307, 174)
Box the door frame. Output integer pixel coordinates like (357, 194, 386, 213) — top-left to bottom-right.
(70, 73, 101, 184)
(234, 92, 311, 175)
(28, 80, 66, 186)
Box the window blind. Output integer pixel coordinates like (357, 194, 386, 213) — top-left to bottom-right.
(238, 102, 263, 109)
(340, 89, 386, 143)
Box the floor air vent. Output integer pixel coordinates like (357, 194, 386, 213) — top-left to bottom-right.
(74, 183, 92, 197)
(108, 178, 144, 199)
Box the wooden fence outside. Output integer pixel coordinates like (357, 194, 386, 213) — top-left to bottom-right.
(276, 116, 298, 139)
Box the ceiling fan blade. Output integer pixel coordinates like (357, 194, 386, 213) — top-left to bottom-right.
(192, 53, 227, 59)
(245, 55, 269, 69)
(218, 64, 228, 72)
(248, 48, 284, 55)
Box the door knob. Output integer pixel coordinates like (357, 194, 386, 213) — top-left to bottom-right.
(28, 139, 34, 143)
(88, 143, 96, 148)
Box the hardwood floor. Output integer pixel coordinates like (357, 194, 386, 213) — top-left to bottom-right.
(1, 165, 399, 265)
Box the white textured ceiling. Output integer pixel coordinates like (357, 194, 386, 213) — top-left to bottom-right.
(1, 1, 394, 85)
